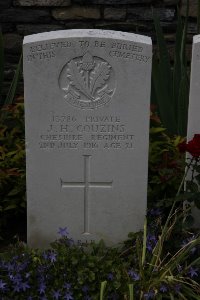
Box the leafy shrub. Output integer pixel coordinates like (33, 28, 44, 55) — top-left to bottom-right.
(148, 108, 185, 208)
(0, 101, 25, 238)
(0, 30, 24, 239)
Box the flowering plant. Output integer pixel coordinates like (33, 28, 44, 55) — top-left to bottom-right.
(148, 118, 185, 208)
(178, 134, 200, 158)
(177, 134, 200, 214)
(0, 204, 200, 299)
(100, 207, 200, 299)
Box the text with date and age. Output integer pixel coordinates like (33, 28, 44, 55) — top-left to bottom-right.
(38, 113, 135, 150)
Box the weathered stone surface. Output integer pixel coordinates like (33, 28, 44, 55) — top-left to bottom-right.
(181, 0, 198, 18)
(0, 0, 12, 8)
(23, 29, 152, 248)
(186, 35, 200, 227)
(52, 6, 101, 20)
(14, 0, 71, 6)
(127, 7, 175, 22)
(104, 7, 126, 21)
(17, 24, 65, 35)
(3, 34, 23, 54)
(0, 8, 51, 23)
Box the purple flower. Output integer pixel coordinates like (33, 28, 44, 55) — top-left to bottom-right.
(20, 281, 30, 291)
(64, 282, 71, 290)
(148, 234, 157, 242)
(146, 234, 157, 252)
(188, 267, 198, 278)
(13, 284, 21, 292)
(58, 227, 69, 237)
(64, 292, 73, 300)
(107, 273, 114, 281)
(42, 252, 49, 260)
(16, 260, 29, 272)
(38, 282, 46, 294)
(10, 273, 22, 285)
(146, 244, 153, 252)
(160, 284, 168, 293)
(144, 290, 155, 299)
(6, 262, 15, 271)
(128, 270, 140, 281)
(0, 279, 7, 291)
(52, 289, 61, 299)
(49, 251, 57, 263)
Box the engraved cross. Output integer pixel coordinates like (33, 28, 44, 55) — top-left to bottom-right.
(61, 155, 113, 234)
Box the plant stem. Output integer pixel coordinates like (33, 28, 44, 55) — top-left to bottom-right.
(100, 281, 107, 300)
(176, 157, 194, 197)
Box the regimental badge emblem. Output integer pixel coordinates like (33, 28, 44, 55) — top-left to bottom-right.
(59, 52, 116, 109)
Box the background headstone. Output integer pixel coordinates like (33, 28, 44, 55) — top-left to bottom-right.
(23, 29, 152, 248)
(187, 34, 200, 227)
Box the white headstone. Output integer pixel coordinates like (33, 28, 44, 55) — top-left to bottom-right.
(23, 29, 152, 248)
(187, 35, 200, 226)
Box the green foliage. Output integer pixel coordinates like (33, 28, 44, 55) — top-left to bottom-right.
(100, 281, 107, 300)
(0, 206, 200, 299)
(0, 102, 26, 238)
(0, 30, 4, 104)
(0, 29, 22, 118)
(148, 114, 185, 207)
(152, 3, 190, 136)
(100, 208, 200, 299)
(0, 29, 24, 239)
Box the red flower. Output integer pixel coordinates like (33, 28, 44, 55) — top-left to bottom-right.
(186, 134, 200, 157)
(178, 141, 187, 153)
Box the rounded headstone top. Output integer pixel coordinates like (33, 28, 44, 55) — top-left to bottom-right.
(193, 34, 200, 44)
(23, 29, 152, 45)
